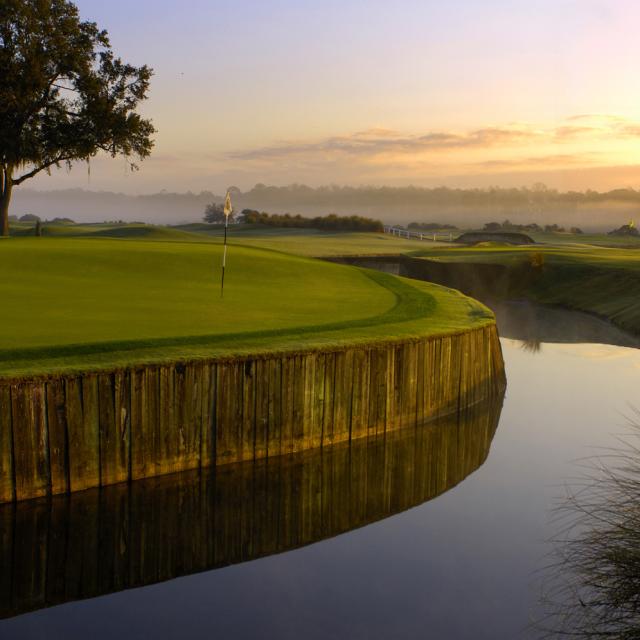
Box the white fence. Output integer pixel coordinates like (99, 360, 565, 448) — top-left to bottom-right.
(383, 226, 454, 242)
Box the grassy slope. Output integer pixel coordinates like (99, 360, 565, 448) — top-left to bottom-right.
(10, 220, 446, 254)
(410, 243, 640, 334)
(0, 237, 493, 377)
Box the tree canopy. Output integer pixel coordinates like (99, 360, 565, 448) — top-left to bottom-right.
(203, 202, 232, 224)
(240, 209, 383, 232)
(0, 0, 155, 235)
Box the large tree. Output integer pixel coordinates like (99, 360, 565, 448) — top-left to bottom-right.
(0, 0, 155, 236)
(204, 202, 233, 224)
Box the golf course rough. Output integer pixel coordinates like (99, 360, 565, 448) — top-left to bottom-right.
(0, 238, 506, 502)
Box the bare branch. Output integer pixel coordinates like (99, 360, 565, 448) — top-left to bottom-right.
(12, 156, 74, 185)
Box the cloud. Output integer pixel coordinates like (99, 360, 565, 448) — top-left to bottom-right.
(224, 114, 640, 177)
(566, 114, 627, 124)
(553, 125, 601, 141)
(229, 125, 540, 162)
(471, 153, 600, 170)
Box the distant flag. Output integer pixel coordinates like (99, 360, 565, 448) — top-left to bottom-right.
(224, 192, 233, 218)
(221, 190, 233, 297)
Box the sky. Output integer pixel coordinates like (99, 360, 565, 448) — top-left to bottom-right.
(27, 0, 640, 194)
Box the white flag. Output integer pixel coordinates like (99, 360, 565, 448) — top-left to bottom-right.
(223, 191, 233, 218)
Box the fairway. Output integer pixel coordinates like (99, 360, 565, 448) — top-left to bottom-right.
(0, 237, 493, 376)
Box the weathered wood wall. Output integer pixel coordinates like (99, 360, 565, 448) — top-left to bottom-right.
(0, 396, 503, 619)
(0, 324, 505, 504)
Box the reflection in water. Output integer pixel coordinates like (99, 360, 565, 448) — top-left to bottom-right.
(518, 338, 542, 354)
(331, 258, 640, 352)
(540, 425, 640, 639)
(0, 397, 503, 620)
(493, 301, 640, 352)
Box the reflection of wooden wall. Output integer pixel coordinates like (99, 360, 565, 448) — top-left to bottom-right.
(0, 397, 503, 619)
(0, 325, 505, 503)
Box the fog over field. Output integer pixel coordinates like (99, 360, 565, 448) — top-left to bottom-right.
(12, 184, 640, 231)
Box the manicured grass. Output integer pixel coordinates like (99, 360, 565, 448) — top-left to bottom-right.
(8, 220, 446, 254)
(0, 237, 493, 377)
(175, 224, 451, 255)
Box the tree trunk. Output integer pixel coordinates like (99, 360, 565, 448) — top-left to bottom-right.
(0, 166, 13, 237)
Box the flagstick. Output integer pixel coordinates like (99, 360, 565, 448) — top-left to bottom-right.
(221, 213, 228, 298)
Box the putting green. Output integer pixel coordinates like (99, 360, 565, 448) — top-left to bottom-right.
(0, 237, 494, 377)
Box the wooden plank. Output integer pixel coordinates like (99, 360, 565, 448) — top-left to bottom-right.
(98, 372, 123, 486)
(114, 370, 131, 482)
(291, 355, 306, 452)
(144, 367, 160, 477)
(231, 363, 245, 464)
(301, 353, 316, 451)
(266, 358, 282, 458)
(180, 363, 203, 471)
(459, 333, 469, 410)
(12, 383, 50, 501)
(423, 339, 434, 420)
(200, 363, 215, 468)
(156, 365, 175, 475)
(310, 353, 325, 449)
(368, 349, 386, 435)
(368, 348, 380, 434)
(434, 337, 444, 416)
(348, 349, 368, 442)
(216, 362, 242, 464)
(129, 368, 146, 480)
(385, 347, 399, 432)
(0, 385, 15, 503)
(46, 379, 68, 496)
(280, 357, 295, 454)
(321, 352, 336, 445)
(332, 350, 352, 445)
(241, 360, 256, 461)
(65, 376, 100, 492)
(441, 336, 453, 415)
(415, 341, 426, 426)
(253, 359, 269, 460)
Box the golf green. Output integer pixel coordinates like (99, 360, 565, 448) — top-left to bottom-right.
(0, 237, 494, 377)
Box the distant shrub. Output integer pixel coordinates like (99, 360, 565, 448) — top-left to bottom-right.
(570, 226, 583, 234)
(240, 209, 383, 232)
(49, 217, 75, 224)
(19, 214, 41, 222)
(529, 252, 545, 268)
(608, 223, 639, 237)
(203, 202, 233, 224)
(484, 220, 543, 233)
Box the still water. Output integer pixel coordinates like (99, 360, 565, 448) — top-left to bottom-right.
(1, 301, 639, 639)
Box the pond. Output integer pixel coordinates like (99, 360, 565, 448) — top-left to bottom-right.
(1, 300, 639, 639)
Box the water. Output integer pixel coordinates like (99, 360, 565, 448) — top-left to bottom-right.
(1, 302, 639, 639)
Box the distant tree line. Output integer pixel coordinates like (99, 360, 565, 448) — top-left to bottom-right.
(9, 214, 76, 224)
(483, 219, 583, 234)
(240, 210, 383, 231)
(236, 182, 640, 209)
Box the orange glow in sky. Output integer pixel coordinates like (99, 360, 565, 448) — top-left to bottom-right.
(29, 0, 640, 194)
